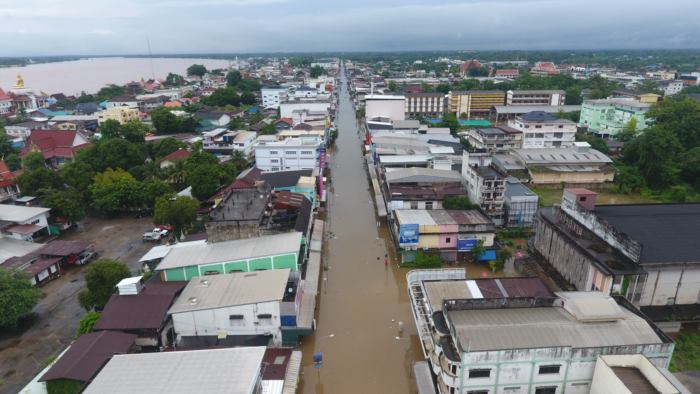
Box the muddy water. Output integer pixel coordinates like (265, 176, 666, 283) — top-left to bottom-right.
(298, 64, 423, 393)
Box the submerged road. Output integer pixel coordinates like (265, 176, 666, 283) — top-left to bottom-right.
(299, 64, 422, 393)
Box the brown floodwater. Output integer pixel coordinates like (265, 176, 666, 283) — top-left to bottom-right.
(298, 63, 423, 393)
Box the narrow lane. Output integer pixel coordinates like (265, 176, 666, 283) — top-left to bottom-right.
(299, 63, 422, 393)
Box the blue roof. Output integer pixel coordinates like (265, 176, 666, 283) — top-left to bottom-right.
(478, 250, 497, 261)
(247, 107, 259, 113)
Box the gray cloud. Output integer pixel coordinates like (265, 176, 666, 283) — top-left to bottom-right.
(0, 0, 698, 55)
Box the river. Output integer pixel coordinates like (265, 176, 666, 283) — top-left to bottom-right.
(298, 63, 422, 393)
(0, 57, 233, 96)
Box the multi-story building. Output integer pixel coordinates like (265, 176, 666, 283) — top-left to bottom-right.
(384, 168, 465, 212)
(507, 90, 565, 106)
(254, 136, 321, 172)
(533, 188, 700, 332)
(97, 107, 140, 125)
(404, 93, 446, 118)
(461, 151, 506, 225)
(365, 94, 406, 121)
(168, 269, 299, 346)
(579, 98, 651, 138)
(494, 69, 519, 79)
(394, 209, 495, 263)
(0, 89, 12, 115)
(447, 91, 506, 119)
(463, 126, 522, 152)
(261, 87, 288, 109)
(503, 177, 538, 228)
(509, 111, 577, 148)
(660, 80, 684, 96)
(531, 61, 560, 75)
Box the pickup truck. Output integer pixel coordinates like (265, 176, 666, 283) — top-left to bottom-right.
(142, 231, 163, 242)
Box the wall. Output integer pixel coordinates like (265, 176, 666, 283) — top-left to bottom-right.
(641, 266, 700, 306)
(172, 300, 283, 345)
(162, 252, 298, 281)
(533, 215, 593, 290)
(529, 169, 615, 185)
(366, 98, 406, 121)
(280, 101, 330, 118)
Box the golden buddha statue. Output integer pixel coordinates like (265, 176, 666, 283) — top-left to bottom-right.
(14, 74, 25, 89)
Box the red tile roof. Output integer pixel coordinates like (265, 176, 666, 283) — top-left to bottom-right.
(159, 148, 190, 163)
(40, 331, 136, 383)
(21, 130, 91, 160)
(0, 160, 17, 188)
(0, 88, 11, 101)
(276, 117, 293, 126)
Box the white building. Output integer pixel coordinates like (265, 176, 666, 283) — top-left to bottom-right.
(509, 111, 577, 148)
(279, 100, 331, 118)
(661, 80, 684, 96)
(254, 136, 321, 172)
(437, 292, 673, 394)
(83, 348, 266, 394)
(169, 269, 295, 346)
(0, 204, 51, 241)
(365, 94, 406, 121)
(590, 354, 690, 394)
(461, 152, 506, 226)
(290, 86, 318, 99)
(261, 87, 288, 109)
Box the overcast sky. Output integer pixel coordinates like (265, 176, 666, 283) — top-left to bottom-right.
(1, 0, 699, 56)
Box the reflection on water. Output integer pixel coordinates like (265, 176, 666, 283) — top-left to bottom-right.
(298, 63, 422, 393)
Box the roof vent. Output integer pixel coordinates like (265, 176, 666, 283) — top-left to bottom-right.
(188, 297, 198, 305)
(200, 279, 209, 287)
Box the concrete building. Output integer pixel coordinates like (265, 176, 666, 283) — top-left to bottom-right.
(0, 88, 13, 114)
(461, 152, 506, 225)
(0, 204, 50, 241)
(261, 87, 289, 109)
(507, 90, 566, 106)
(384, 168, 465, 212)
(491, 105, 580, 123)
(156, 232, 303, 282)
(97, 107, 140, 125)
(279, 100, 331, 119)
(533, 189, 700, 332)
(503, 177, 539, 228)
(169, 269, 298, 346)
(435, 292, 673, 394)
(393, 209, 495, 262)
(660, 80, 684, 96)
(579, 98, 651, 138)
(507, 143, 614, 185)
(463, 126, 522, 152)
(0, 160, 20, 203)
(254, 136, 321, 172)
(365, 94, 406, 121)
(83, 348, 267, 394)
(509, 111, 577, 148)
(405, 93, 446, 118)
(204, 130, 256, 157)
(448, 91, 506, 119)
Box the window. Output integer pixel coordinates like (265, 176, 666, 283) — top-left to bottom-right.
(301, 150, 314, 155)
(257, 313, 273, 324)
(539, 365, 561, 374)
(269, 150, 278, 155)
(535, 125, 542, 129)
(468, 369, 491, 379)
(204, 271, 220, 276)
(410, 201, 418, 209)
(425, 201, 434, 210)
(229, 314, 245, 326)
(445, 237, 451, 243)
(579, 196, 587, 202)
(285, 150, 297, 155)
(503, 387, 521, 392)
(270, 159, 279, 163)
(534, 387, 557, 394)
(467, 391, 488, 394)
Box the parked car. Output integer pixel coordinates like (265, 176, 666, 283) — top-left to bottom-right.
(77, 250, 98, 265)
(142, 231, 163, 242)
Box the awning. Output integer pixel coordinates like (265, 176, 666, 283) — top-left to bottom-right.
(478, 250, 497, 261)
(6, 223, 44, 235)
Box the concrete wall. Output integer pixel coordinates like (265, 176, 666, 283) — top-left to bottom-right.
(641, 266, 700, 306)
(366, 98, 406, 121)
(172, 301, 283, 345)
(533, 216, 593, 290)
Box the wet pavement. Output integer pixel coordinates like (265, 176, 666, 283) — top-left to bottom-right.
(298, 65, 423, 393)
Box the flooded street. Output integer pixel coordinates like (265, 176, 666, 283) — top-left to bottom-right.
(298, 65, 422, 393)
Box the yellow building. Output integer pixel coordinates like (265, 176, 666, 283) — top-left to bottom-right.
(97, 107, 139, 125)
(638, 93, 661, 104)
(447, 90, 505, 119)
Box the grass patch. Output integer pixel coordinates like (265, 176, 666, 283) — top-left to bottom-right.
(670, 333, 700, 372)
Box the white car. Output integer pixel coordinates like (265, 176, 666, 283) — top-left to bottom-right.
(142, 231, 162, 242)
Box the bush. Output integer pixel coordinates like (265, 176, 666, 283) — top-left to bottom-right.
(442, 196, 479, 210)
(76, 311, 101, 337)
(401, 252, 442, 268)
(0, 268, 41, 328)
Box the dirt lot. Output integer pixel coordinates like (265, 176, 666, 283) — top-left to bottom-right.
(0, 216, 155, 393)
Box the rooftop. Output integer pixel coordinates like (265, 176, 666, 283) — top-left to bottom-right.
(514, 147, 612, 165)
(593, 203, 700, 264)
(169, 269, 290, 314)
(446, 292, 665, 352)
(156, 232, 302, 271)
(493, 104, 581, 114)
(424, 277, 552, 312)
(585, 98, 652, 109)
(385, 168, 463, 184)
(0, 204, 50, 222)
(83, 347, 265, 394)
(518, 111, 574, 123)
(40, 331, 136, 383)
(395, 209, 493, 227)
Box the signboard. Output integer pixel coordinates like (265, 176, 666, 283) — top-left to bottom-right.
(457, 238, 478, 251)
(399, 224, 419, 246)
(319, 144, 327, 169)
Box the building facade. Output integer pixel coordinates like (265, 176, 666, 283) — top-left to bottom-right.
(261, 87, 288, 109)
(97, 107, 140, 125)
(507, 90, 565, 106)
(578, 98, 650, 138)
(509, 111, 577, 148)
(254, 136, 321, 172)
(365, 94, 406, 121)
(463, 126, 522, 152)
(404, 93, 446, 118)
(461, 152, 506, 225)
(447, 91, 506, 119)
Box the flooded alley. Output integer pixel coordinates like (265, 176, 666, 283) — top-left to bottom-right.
(298, 64, 423, 393)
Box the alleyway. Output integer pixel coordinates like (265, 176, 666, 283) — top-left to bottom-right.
(298, 64, 422, 393)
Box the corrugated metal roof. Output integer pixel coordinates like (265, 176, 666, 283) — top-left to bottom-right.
(448, 305, 663, 352)
(138, 240, 207, 263)
(83, 347, 265, 394)
(385, 168, 462, 184)
(0, 204, 50, 222)
(169, 269, 290, 314)
(156, 232, 301, 270)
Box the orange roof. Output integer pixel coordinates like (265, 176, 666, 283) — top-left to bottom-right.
(0, 88, 11, 101)
(164, 101, 182, 108)
(159, 148, 190, 163)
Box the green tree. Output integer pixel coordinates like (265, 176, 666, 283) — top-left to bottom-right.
(95, 84, 126, 101)
(564, 85, 583, 105)
(387, 81, 398, 92)
(119, 119, 148, 144)
(186, 64, 207, 77)
(201, 87, 241, 107)
(575, 132, 609, 154)
(680, 147, 700, 186)
(90, 169, 144, 214)
(623, 127, 683, 188)
(4, 152, 21, 171)
(187, 164, 222, 201)
(76, 311, 101, 337)
(150, 107, 180, 134)
(99, 119, 122, 140)
(615, 165, 646, 194)
(165, 73, 185, 87)
(0, 268, 41, 328)
(153, 137, 186, 159)
(226, 70, 242, 87)
(0, 127, 14, 157)
(80, 139, 145, 172)
(471, 240, 485, 263)
(42, 188, 86, 222)
(468, 67, 490, 77)
(260, 123, 277, 135)
(23, 151, 46, 171)
(228, 117, 245, 131)
(154, 195, 199, 237)
(439, 112, 460, 136)
(310, 65, 325, 78)
(17, 168, 63, 195)
(78, 260, 131, 310)
(617, 118, 638, 142)
(60, 161, 95, 194)
(240, 91, 257, 106)
(442, 196, 478, 210)
(646, 96, 700, 148)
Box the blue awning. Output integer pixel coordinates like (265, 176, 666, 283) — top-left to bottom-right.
(478, 250, 497, 261)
